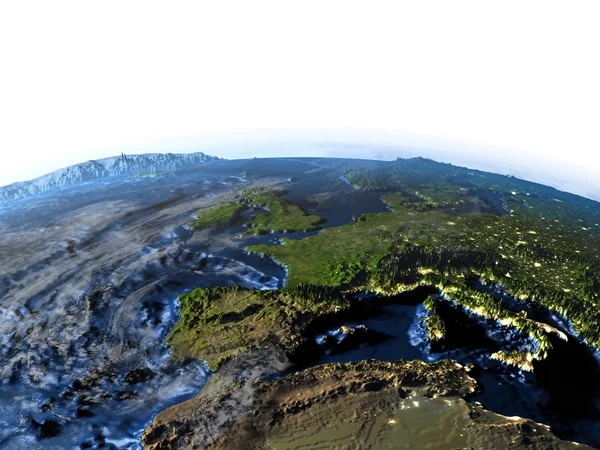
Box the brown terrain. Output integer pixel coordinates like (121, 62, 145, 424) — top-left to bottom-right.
(143, 348, 589, 450)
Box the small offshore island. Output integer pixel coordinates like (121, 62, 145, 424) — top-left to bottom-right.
(1, 154, 600, 449)
(144, 157, 600, 449)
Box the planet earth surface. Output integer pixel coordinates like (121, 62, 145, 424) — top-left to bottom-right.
(1, 154, 600, 449)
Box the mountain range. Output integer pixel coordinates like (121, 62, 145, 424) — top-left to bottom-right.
(0, 152, 221, 203)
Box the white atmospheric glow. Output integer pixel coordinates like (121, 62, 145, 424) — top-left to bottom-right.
(0, 1, 599, 199)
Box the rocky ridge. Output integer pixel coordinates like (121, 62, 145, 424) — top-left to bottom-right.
(0, 151, 221, 203)
(142, 349, 590, 449)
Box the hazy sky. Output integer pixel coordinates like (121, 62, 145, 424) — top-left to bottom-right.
(0, 1, 598, 198)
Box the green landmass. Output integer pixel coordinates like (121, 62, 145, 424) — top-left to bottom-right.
(188, 202, 246, 230)
(423, 296, 446, 342)
(187, 185, 324, 234)
(239, 186, 324, 235)
(344, 157, 467, 207)
(152, 157, 600, 449)
(249, 158, 600, 354)
(167, 284, 349, 369)
(491, 349, 535, 372)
